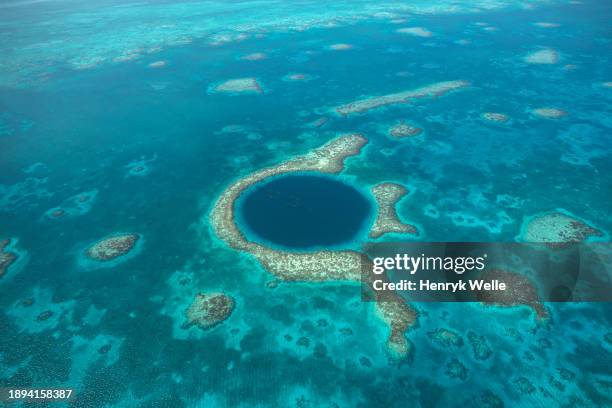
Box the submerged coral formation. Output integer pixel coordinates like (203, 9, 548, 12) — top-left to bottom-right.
(476, 268, 548, 319)
(184, 292, 235, 330)
(467, 331, 493, 360)
(369, 183, 418, 239)
(209, 78, 263, 94)
(375, 300, 418, 360)
(328, 43, 353, 51)
(282, 73, 313, 82)
(86, 234, 140, 262)
(0, 238, 18, 279)
(532, 107, 568, 119)
(334, 80, 470, 116)
(534, 22, 560, 28)
(388, 122, 423, 138)
(396, 27, 433, 37)
(482, 112, 509, 123)
(520, 211, 603, 245)
(148, 60, 167, 68)
(240, 52, 267, 61)
(427, 328, 464, 348)
(445, 357, 469, 381)
(524, 48, 560, 64)
(45, 190, 98, 219)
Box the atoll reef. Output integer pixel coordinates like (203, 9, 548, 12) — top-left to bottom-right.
(86, 233, 140, 262)
(520, 211, 603, 246)
(210, 134, 368, 281)
(369, 183, 418, 239)
(476, 268, 548, 319)
(0, 238, 18, 279)
(210, 134, 418, 357)
(388, 122, 423, 138)
(184, 292, 235, 330)
(334, 80, 470, 116)
(209, 78, 263, 94)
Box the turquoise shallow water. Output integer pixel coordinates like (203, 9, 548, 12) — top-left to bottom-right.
(1, 0, 611, 407)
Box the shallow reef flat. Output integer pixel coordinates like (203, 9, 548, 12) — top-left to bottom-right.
(524, 48, 560, 64)
(333, 80, 470, 116)
(0, 238, 27, 281)
(76, 232, 144, 270)
(327, 43, 353, 51)
(374, 300, 418, 359)
(533, 22, 560, 28)
(388, 121, 423, 138)
(208, 78, 263, 94)
(396, 27, 433, 37)
(531, 107, 568, 119)
(125, 156, 156, 177)
(475, 268, 548, 319)
(482, 112, 510, 123)
(519, 211, 603, 246)
(85, 233, 142, 263)
(184, 292, 235, 330)
(369, 183, 418, 239)
(0, 238, 18, 279)
(239, 52, 267, 61)
(0, 0, 579, 88)
(44, 190, 98, 219)
(282, 73, 314, 82)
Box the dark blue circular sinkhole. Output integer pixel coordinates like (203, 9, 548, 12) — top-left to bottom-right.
(237, 175, 372, 249)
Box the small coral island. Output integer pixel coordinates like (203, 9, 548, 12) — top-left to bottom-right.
(184, 293, 235, 330)
(0, 238, 18, 279)
(86, 233, 140, 262)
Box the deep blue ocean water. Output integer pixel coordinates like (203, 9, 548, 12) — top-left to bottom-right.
(238, 175, 372, 249)
(1, 0, 611, 407)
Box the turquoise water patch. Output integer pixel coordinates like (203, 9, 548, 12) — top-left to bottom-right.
(0, 0, 611, 406)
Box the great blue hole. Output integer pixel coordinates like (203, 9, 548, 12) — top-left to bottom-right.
(237, 174, 372, 249)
